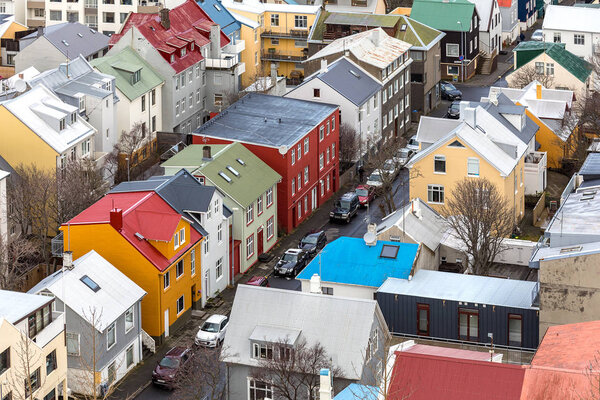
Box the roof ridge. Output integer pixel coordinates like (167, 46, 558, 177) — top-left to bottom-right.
(238, 284, 379, 305)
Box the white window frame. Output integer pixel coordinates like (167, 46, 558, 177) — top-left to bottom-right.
(191, 248, 196, 276)
(107, 322, 116, 350)
(216, 257, 223, 280)
(446, 43, 459, 57)
(176, 295, 185, 315)
(467, 157, 480, 176)
(124, 306, 134, 333)
(427, 184, 445, 204)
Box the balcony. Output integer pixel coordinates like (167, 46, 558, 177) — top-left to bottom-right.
(27, 0, 46, 7)
(1, 39, 19, 52)
(261, 50, 307, 63)
(235, 62, 245, 76)
(35, 311, 64, 348)
(261, 29, 308, 39)
(224, 39, 245, 54)
(51, 232, 63, 257)
(206, 53, 238, 69)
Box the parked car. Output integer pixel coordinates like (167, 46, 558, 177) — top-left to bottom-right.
(195, 314, 229, 347)
(246, 276, 269, 287)
(394, 148, 414, 167)
(446, 101, 461, 119)
(440, 81, 462, 101)
(299, 231, 327, 256)
(152, 347, 193, 389)
(531, 29, 544, 41)
(406, 135, 420, 152)
(274, 248, 309, 278)
(329, 192, 360, 223)
(382, 159, 398, 178)
(366, 171, 383, 187)
(355, 184, 376, 207)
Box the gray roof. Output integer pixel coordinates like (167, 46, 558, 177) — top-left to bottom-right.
(296, 57, 382, 107)
(0, 290, 53, 324)
(23, 22, 109, 59)
(222, 285, 384, 380)
(378, 270, 539, 310)
(580, 153, 600, 180)
(193, 93, 338, 148)
(529, 240, 600, 269)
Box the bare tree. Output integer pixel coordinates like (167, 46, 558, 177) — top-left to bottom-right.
(441, 178, 514, 275)
(104, 122, 155, 183)
(0, 234, 40, 290)
(508, 65, 554, 89)
(174, 345, 231, 400)
(339, 123, 361, 165)
(10, 331, 45, 400)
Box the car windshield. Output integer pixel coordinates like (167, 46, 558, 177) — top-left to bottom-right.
(201, 322, 220, 333)
(282, 253, 298, 262)
(356, 188, 369, 196)
(450, 103, 460, 112)
(398, 150, 409, 157)
(368, 174, 382, 182)
(444, 83, 457, 91)
(159, 357, 180, 369)
(337, 199, 351, 209)
(302, 235, 319, 245)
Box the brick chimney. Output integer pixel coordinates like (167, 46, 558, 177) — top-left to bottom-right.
(110, 208, 123, 231)
(159, 8, 170, 30)
(209, 24, 221, 59)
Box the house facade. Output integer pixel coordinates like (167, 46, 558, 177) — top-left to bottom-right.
(517, 0, 536, 31)
(468, 0, 502, 74)
(498, 0, 518, 45)
(193, 93, 339, 233)
(542, 5, 600, 61)
(0, 18, 31, 78)
(28, 251, 147, 396)
(162, 143, 280, 276)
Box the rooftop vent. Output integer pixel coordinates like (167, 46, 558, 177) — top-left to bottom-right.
(62, 40, 69, 46)
(560, 246, 582, 254)
(349, 69, 360, 79)
(219, 171, 232, 183)
(236, 158, 245, 166)
(77, 33, 83, 38)
(226, 165, 240, 176)
(134, 232, 145, 240)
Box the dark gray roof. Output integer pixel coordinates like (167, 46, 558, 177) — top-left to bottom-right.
(223, 204, 233, 218)
(0, 14, 12, 24)
(24, 22, 109, 59)
(193, 93, 338, 148)
(300, 58, 381, 107)
(580, 153, 600, 180)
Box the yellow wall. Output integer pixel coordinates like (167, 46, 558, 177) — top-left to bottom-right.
(238, 19, 264, 87)
(2, 22, 28, 40)
(520, 107, 567, 169)
(0, 106, 59, 171)
(61, 222, 202, 339)
(409, 136, 525, 223)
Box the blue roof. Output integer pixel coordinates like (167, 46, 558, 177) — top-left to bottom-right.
(196, 0, 241, 37)
(296, 237, 419, 287)
(580, 153, 600, 180)
(334, 384, 378, 400)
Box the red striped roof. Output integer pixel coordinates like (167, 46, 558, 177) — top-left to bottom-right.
(110, 0, 230, 73)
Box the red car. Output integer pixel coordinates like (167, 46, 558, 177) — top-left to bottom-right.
(355, 184, 375, 207)
(152, 347, 192, 389)
(246, 276, 269, 287)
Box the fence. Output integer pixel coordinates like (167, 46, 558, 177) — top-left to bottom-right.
(532, 191, 546, 227)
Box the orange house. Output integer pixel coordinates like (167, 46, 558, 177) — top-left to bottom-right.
(61, 191, 203, 343)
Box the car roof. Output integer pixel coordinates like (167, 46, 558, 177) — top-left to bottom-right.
(165, 347, 188, 357)
(206, 314, 227, 323)
(247, 275, 266, 282)
(286, 248, 303, 254)
(356, 184, 371, 189)
(305, 231, 323, 237)
(341, 192, 357, 199)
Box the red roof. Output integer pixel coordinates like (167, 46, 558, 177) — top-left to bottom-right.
(389, 352, 525, 400)
(402, 344, 497, 362)
(497, 0, 512, 7)
(67, 191, 202, 271)
(110, 0, 230, 74)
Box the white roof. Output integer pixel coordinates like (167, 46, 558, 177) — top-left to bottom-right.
(28, 250, 146, 332)
(543, 5, 600, 33)
(0, 169, 9, 181)
(467, 0, 494, 30)
(1, 84, 95, 154)
(3, 66, 40, 88)
(229, 11, 260, 29)
(223, 0, 319, 15)
(0, 290, 53, 324)
(307, 28, 412, 70)
(489, 81, 573, 117)
(416, 116, 462, 145)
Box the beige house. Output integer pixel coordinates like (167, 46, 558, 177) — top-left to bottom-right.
(0, 290, 68, 400)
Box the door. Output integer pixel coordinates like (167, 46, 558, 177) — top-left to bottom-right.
(332, 170, 336, 192)
(204, 270, 210, 299)
(257, 228, 264, 256)
(311, 187, 318, 210)
(191, 284, 196, 310)
(164, 309, 169, 338)
(417, 304, 430, 336)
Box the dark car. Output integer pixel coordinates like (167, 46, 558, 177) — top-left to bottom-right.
(355, 184, 376, 207)
(441, 81, 462, 101)
(274, 249, 308, 278)
(329, 192, 360, 223)
(152, 347, 192, 389)
(446, 101, 461, 119)
(299, 231, 327, 256)
(246, 276, 269, 287)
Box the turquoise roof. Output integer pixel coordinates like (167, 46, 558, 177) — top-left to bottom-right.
(334, 384, 379, 400)
(411, 0, 475, 32)
(296, 237, 419, 287)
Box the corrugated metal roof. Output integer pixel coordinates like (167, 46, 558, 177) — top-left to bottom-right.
(0, 290, 53, 324)
(32, 22, 110, 59)
(411, 0, 475, 32)
(378, 270, 539, 309)
(196, 0, 241, 36)
(395, 15, 445, 50)
(580, 153, 600, 178)
(28, 250, 146, 332)
(324, 12, 400, 28)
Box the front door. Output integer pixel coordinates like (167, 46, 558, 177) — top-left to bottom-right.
(257, 228, 264, 256)
(164, 309, 169, 338)
(191, 284, 196, 310)
(311, 187, 318, 210)
(204, 270, 210, 300)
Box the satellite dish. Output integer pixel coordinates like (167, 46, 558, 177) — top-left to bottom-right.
(13, 79, 26, 93)
(363, 231, 377, 247)
(278, 145, 288, 155)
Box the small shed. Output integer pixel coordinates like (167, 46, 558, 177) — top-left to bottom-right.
(376, 270, 539, 349)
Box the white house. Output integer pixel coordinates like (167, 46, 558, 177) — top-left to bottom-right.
(469, 0, 503, 56)
(542, 5, 600, 61)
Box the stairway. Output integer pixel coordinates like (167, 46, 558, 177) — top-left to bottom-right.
(476, 50, 497, 75)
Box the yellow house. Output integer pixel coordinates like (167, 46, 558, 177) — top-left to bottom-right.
(224, 0, 319, 86)
(62, 190, 203, 344)
(408, 109, 527, 224)
(0, 20, 30, 78)
(0, 290, 68, 400)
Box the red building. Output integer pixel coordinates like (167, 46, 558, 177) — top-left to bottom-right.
(193, 93, 339, 233)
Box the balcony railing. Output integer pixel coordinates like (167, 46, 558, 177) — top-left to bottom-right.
(224, 39, 245, 54)
(51, 232, 63, 257)
(206, 53, 237, 69)
(261, 29, 308, 39)
(84, 0, 97, 7)
(261, 51, 307, 62)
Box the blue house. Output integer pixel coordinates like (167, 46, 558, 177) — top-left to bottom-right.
(296, 237, 420, 299)
(517, 0, 537, 31)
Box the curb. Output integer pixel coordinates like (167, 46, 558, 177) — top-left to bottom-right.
(125, 381, 151, 400)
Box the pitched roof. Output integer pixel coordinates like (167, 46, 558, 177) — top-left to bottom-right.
(110, 0, 230, 74)
(389, 352, 526, 400)
(21, 22, 110, 59)
(394, 15, 445, 50)
(193, 93, 338, 148)
(543, 5, 600, 33)
(222, 0, 320, 16)
(378, 270, 539, 310)
(0, 290, 53, 324)
(196, 0, 241, 36)
(467, 0, 493, 29)
(497, 0, 512, 7)
(411, 0, 476, 32)
(292, 57, 381, 106)
(334, 384, 378, 400)
(28, 250, 146, 332)
(90, 46, 164, 101)
(296, 237, 420, 287)
(324, 12, 400, 28)
(400, 342, 501, 361)
(67, 191, 202, 271)
(222, 285, 386, 380)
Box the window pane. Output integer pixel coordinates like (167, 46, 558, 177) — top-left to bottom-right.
(509, 316, 522, 346)
(418, 309, 428, 333)
(459, 313, 468, 338)
(469, 314, 478, 339)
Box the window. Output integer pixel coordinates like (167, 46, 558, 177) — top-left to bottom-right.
(43, 389, 55, 400)
(163, 271, 170, 290)
(434, 155, 446, 173)
(107, 361, 116, 384)
(126, 345, 134, 367)
(122, 306, 135, 334)
(574, 34, 585, 45)
(25, 368, 40, 397)
(291, 149, 296, 165)
(189, 94, 193, 108)
(266, 188, 273, 207)
(271, 14, 279, 26)
(141, 94, 146, 112)
(267, 217, 274, 240)
(326, 175, 330, 191)
(247, 203, 254, 225)
(107, 322, 116, 349)
(294, 15, 307, 28)
(427, 185, 444, 204)
(204, 235, 209, 254)
(246, 234, 254, 258)
(446, 43, 459, 57)
(535, 62, 544, 74)
(181, 97, 186, 112)
(50, 10, 62, 20)
(292, 177, 296, 195)
(297, 144, 302, 160)
(174, 232, 180, 249)
(175, 101, 180, 116)
(177, 295, 185, 315)
(46, 350, 57, 376)
(321, 287, 333, 295)
(319, 125, 324, 141)
(553, 32, 561, 43)
(546, 62, 554, 76)
(304, 166, 309, 183)
(467, 158, 479, 176)
(0, 348, 8, 374)
(313, 88, 320, 97)
(66, 333, 80, 356)
(257, 196, 263, 215)
(331, 116, 335, 130)
(417, 304, 429, 335)
(447, 65, 459, 75)
(319, 153, 324, 170)
(332, 143, 335, 159)
(191, 249, 196, 276)
(297, 173, 302, 189)
(326, 121, 330, 135)
(405, 94, 410, 109)
(176, 259, 184, 278)
(459, 308, 479, 341)
(508, 314, 522, 347)
(216, 257, 223, 279)
(152, 116, 156, 132)
(304, 137, 309, 154)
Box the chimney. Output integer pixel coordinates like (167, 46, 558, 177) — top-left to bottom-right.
(159, 8, 170, 30)
(319, 369, 333, 400)
(463, 107, 477, 129)
(37, 26, 43, 37)
(270, 62, 277, 81)
(310, 274, 321, 294)
(209, 24, 221, 59)
(202, 145, 212, 160)
(411, 199, 422, 219)
(110, 208, 123, 231)
(536, 83, 542, 99)
(489, 90, 498, 105)
(62, 251, 73, 269)
(320, 59, 328, 73)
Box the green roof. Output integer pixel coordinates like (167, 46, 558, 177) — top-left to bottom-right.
(90, 47, 164, 101)
(309, 10, 330, 43)
(395, 16, 444, 49)
(161, 143, 281, 208)
(325, 13, 401, 28)
(410, 0, 475, 32)
(513, 41, 592, 83)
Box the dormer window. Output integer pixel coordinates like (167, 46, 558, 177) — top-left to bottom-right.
(170, 54, 175, 63)
(70, 112, 76, 124)
(78, 96, 85, 112)
(132, 69, 141, 84)
(190, 42, 195, 51)
(59, 118, 66, 130)
(181, 47, 186, 57)
(174, 227, 185, 250)
(105, 80, 112, 91)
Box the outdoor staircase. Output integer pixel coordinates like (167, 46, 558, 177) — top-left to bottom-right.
(141, 330, 156, 360)
(476, 49, 496, 75)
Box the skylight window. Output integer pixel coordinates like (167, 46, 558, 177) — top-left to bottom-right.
(236, 158, 246, 166)
(214, 3, 221, 10)
(219, 171, 232, 183)
(349, 70, 360, 79)
(560, 246, 582, 254)
(226, 165, 240, 176)
(380, 244, 399, 259)
(77, 33, 83, 38)
(400, 24, 407, 31)
(80, 275, 101, 292)
(62, 40, 69, 46)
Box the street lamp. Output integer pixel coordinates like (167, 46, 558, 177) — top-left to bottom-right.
(457, 21, 464, 82)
